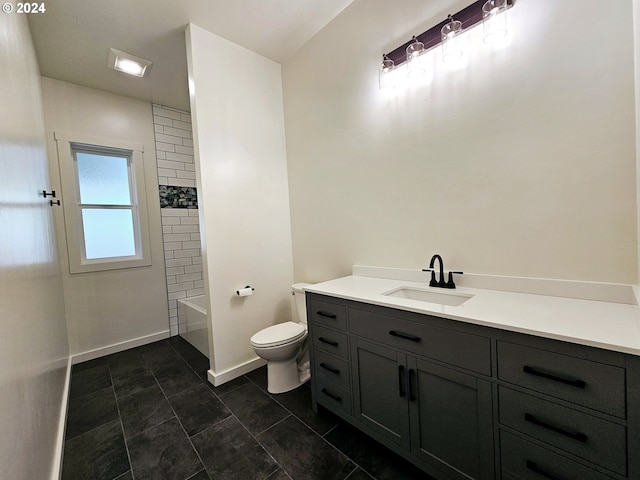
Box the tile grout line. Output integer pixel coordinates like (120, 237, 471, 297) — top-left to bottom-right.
(322, 422, 340, 438)
(240, 375, 376, 480)
(161, 399, 210, 479)
(252, 412, 293, 438)
(164, 341, 290, 478)
(140, 341, 210, 478)
(109, 365, 136, 480)
(166, 339, 216, 396)
(345, 465, 374, 480)
(161, 341, 239, 480)
(241, 373, 351, 450)
(237, 374, 363, 480)
(213, 385, 285, 479)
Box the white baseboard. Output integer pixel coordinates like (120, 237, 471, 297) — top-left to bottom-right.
(207, 356, 266, 387)
(71, 330, 170, 365)
(50, 356, 72, 480)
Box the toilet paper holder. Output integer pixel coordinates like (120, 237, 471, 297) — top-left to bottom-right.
(235, 286, 255, 297)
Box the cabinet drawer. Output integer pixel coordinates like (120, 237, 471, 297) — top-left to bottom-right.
(315, 377, 351, 416)
(497, 342, 625, 418)
(307, 296, 347, 331)
(499, 387, 626, 475)
(311, 325, 349, 360)
(349, 308, 491, 375)
(313, 349, 350, 389)
(500, 431, 614, 480)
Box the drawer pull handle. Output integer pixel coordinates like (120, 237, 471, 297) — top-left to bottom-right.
(318, 337, 338, 347)
(408, 368, 417, 402)
(321, 388, 341, 402)
(524, 413, 588, 443)
(388, 330, 421, 342)
(320, 362, 340, 375)
(526, 460, 565, 480)
(398, 365, 406, 398)
(522, 365, 586, 389)
(316, 311, 337, 319)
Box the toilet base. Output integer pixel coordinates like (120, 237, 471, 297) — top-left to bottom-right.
(267, 357, 309, 394)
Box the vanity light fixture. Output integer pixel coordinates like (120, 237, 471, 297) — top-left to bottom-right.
(379, 0, 515, 89)
(108, 48, 152, 78)
(441, 15, 464, 63)
(482, 0, 509, 44)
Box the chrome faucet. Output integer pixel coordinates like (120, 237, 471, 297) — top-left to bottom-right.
(422, 254, 463, 289)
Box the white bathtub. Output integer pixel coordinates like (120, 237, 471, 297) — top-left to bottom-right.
(177, 295, 209, 358)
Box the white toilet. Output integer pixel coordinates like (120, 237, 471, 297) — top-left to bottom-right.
(250, 283, 312, 394)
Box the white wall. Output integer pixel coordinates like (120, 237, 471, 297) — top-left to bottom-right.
(0, 15, 69, 480)
(283, 0, 637, 284)
(186, 24, 294, 381)
(41, 78, 170, 358)
(634, 0, 640, 282)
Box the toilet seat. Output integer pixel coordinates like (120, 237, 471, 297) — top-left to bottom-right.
(250, 322, 306, 348)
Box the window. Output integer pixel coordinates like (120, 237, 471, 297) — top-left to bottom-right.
(55, 132, 151, 273)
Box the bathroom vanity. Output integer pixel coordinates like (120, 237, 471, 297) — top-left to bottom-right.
(306, 271, 640, 480)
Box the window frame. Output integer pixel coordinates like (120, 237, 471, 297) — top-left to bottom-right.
(54, 132, 152, 273)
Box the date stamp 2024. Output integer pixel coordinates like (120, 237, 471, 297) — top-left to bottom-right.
(2, 2, 46, 13)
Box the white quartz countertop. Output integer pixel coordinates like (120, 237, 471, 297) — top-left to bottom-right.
(304, 274, 640, 356)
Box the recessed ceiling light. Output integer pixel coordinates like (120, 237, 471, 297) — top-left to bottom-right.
(108, 48, 152, 78)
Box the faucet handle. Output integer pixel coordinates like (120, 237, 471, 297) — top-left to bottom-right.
(446, 271, 464, 289)
(422, 268, 438, 287)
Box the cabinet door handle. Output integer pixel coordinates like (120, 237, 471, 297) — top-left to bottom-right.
(408, 368, 416, 402)
(321, 388, 341, 402)
(398, 365, 406, 398)
(316, 311, 337, 319)
(525, 460, 565, 480)
(319, 362, 340, 375)
(522, 365, 586, 389)
(388, 330, 421, 343)
(318, 337, 338, 347)
(524, 413, 588, 443)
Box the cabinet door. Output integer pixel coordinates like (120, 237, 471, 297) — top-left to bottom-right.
(410, 358, 494, 480)
(351, 338, 410, 450)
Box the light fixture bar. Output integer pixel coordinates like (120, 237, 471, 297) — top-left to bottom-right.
(384, 0, 514, 67)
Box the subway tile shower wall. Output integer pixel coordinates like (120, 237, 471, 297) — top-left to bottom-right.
(153, 105, 203, 335)
(153, 105, 196, 187)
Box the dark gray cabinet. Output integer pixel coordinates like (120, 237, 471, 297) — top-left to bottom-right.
(350, 337, 494, 479)
(497, 341, 626, 418)
(351, 338, 410, 449)
(307, 292, 640, 480)
(308, 295, 352, 417)
(498, 386, 626, 476)
(309, 294, 495, 479)
(496, 340, 631, 480)
(410, 358, 494, 480)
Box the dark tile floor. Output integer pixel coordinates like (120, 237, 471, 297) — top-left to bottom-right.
(62, 336, 433, 480)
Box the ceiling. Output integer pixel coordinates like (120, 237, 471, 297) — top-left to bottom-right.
(28, 0, 354, 111)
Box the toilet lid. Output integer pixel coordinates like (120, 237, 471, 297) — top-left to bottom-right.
(250, 322, 307, 348)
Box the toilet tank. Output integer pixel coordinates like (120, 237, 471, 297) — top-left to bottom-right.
(292, 283, 312, 325)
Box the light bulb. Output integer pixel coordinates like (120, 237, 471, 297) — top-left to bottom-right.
(482, 0, 508, 44)
(406, 37, 426, 80)
(379, 55, 395, 90)
(441, 16, 463, 63)
(115, 58, 145, 76)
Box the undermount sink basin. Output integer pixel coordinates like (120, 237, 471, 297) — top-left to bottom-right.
(382, 286, 474, 306)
